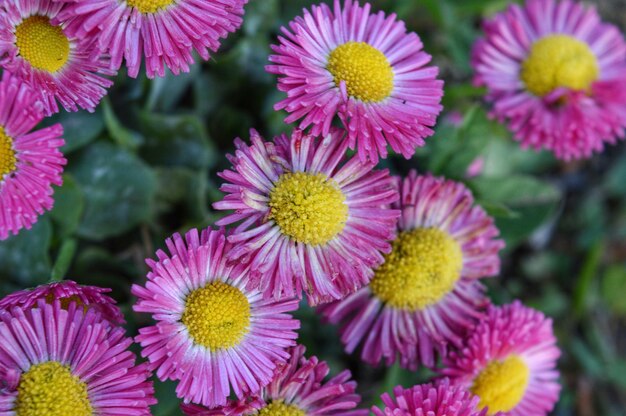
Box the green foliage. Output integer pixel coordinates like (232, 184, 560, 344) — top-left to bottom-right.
(0, 0, 625, 414)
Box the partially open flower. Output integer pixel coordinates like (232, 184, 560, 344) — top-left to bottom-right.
(0, 300, 155, 415)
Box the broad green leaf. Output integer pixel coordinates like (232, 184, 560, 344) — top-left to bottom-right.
(0, 218, 52, 286)
(40, 108, 104, 153)
(139, 113, 215, 170)
(154, 167, 209, 222)
(70, 142, 157, 240)
(470, 175, 562, 247)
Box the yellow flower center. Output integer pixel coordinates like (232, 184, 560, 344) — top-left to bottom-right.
(327, 41, 394, 102)
(15, 361, 92, 416)
(258, 401, 306, 416)
(521, 34, 599, 97)
(125, 0, 175, 14)
(14, 16, 70, 73)
(269, 172, 348, 246)
(44, 294, 86, 312)
(370, 228, 463, 311)
(0, 126, 17, 179)
(181, 281, 251, 350)
(470, 355, 530, 415)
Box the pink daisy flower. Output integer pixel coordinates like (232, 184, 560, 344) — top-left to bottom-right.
(473, 0, 626, 160)
(0, 280, 125, 325)
(320, 172, 504, 370)
(442, 301, 561, 416)
(132, 227, 300, 408)
(213, 128, 399, 305)
(0, 300, 155, 415)
(372, 379, 490, 416)
(266, 0, 444, 163)
(56, 0, 248, 79)
(181, 344, 367, 416)
(0, 71, 65, 240)
(0, 0, 114, 114)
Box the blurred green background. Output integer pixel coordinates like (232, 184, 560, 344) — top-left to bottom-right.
(1, 0, 625, 414)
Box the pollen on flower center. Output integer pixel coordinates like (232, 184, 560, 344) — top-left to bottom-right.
(521, 34, 599, 97)
(125, 0, 175, 14)
(44, 293, 86, 311)
(471, 355, 530, 414)
(269, 172, 348, 246)
(14, 16, 70, 73)
(181, 281, 251, 350)
(327, 41, 394, 103)
(0, 126, 17, 179)
(259, 400, 306, 416)
(15, 361, 92, 416)
(370, 228, 463, 311)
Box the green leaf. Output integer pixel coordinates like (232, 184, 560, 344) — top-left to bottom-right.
(601, 265, 626, 317)
(145, 64, 200, 112)
(0, 219, 52, 285)
(40, 107, 105, 153)
(139, 113, 215, 170)
(49, 174, 85, 238)
(573, 241, 603, 318)
(153, 380, 180, 416)
(470, 175, 562, 247)
(478, 200, 520, 219)
(605, 152, 626, 197)
(471, 175, 561, 206)
(70, 142, 157, 240)
(154, 167, 208, 222)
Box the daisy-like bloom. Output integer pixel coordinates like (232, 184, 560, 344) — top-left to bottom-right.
(473, 0, 626, 160)
(0, 71, 65, 240)
(0, 300, 155, 416)
(266, 0, 444, 163)
(213, 128, 399, 305)
(371, 379, 490, 416)
(442, 301, 561, 416)
(181, 344, 367, 416)
(0, 0, 114, 114)
(132, 227, 300, 408)
(0, 280, 125, 325)
(56, 0, 248, 79)
(320, 172, 504, 369)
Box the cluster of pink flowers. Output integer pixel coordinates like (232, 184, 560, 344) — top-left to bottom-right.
(0, 0, 249, 239)
(1, 0, 624, 414)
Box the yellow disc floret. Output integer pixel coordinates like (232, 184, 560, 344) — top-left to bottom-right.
(44, 294, 86, 312)
(521, 34, 599, 97)
(269, 172, 348, 246)
(327, 41, 394, 102)
(370, 228, 463, 311)
(181, 281, 251, 350)
(470, 355, 530, 415)
(0, 126, 17, 179)
(15, 361, 92, 416)
(259, 401, 306, 416)
(126, 0, 175, 14)
(15, 16, 70, 73)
